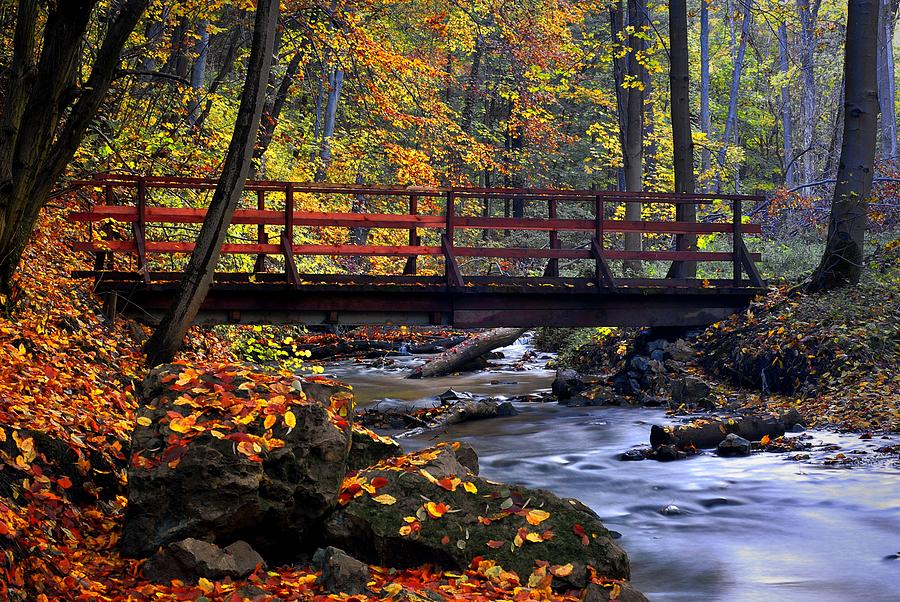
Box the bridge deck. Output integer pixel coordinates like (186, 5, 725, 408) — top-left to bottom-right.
(68, 175, 766, 328)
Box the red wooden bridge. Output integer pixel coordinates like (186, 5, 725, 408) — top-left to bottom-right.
(69, 174, 765, 328)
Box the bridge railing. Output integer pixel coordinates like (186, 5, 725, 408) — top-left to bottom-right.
(69, 174, 765, 289)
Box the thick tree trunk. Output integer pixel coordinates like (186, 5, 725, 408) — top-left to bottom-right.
(778, 23, 795, 187)
(700, 0, 711, 188)
(716, 0, 752, 193)
(666, 0, 697, 278)
(807, 0, 879, 292)
(143, 1, 280, 365)
(408, 328, 527, 379)
(796, 0, 822, 192)
(0, 0, 149, 295)
(877, 0, 899, 162)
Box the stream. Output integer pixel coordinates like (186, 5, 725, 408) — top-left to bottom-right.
(325, 339, 900, 601)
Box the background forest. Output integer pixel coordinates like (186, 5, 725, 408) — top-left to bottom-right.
(2, 0, 899, 278)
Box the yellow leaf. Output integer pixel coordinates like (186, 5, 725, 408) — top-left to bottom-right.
(372, 494, 397, 505)
(525, 532, 543, 543)
(463, 482, 478, 494)
(284, 411, 297, 429)
(263, 414, 277, 430)
(526, 509, 551, 525)
(136, 416, 152, 427)
(550, 563, 574, 577)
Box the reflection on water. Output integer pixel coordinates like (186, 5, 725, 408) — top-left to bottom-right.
(325, 340, 900, 602)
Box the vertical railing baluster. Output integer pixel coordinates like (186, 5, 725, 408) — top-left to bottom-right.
(403, 194, 419, 275)
(281, 183, 299, 285)
(442, 190, 463, 287)
(255, 188, 266, 273)
(547, 196, 559, 277)
(732, 198, 742, 285)
(134, 177, 149, 283)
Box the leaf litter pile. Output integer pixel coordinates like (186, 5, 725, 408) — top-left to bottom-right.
(699, 242, 900, 433)
(0, 206, 631, 600)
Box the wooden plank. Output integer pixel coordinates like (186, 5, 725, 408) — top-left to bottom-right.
(737, 237, 765, 287)
(71, 206, 762, 236)
(76, 175, 762, 202)
(73, 240, 761, 263)
(441, 233, 464, 288)
(591, 237, 617, 291)
(281, 232, 299, 286)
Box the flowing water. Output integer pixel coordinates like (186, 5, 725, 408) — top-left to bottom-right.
(325, 340, 900, 602)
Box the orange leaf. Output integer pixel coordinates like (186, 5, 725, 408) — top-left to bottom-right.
(425, 501, 449, 519)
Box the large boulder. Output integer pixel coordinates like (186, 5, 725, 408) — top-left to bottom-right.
(324, 443, 629, 588)
(121, 363, 352, 559)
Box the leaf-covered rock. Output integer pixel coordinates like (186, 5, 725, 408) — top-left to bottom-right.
(122, 363, 351, 559)
(324, 442, 630, 588)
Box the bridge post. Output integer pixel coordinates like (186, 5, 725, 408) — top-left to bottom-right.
(403, 194, 419, 275)
(133, 177, 149, 283)
(254, 189, 267, 273)
(592, 195, 616, 290)
(547, 197, 559, 277)
(282, 183, 299, 286)
(443, 191, 463, 287)
(732, 198, 742, 284)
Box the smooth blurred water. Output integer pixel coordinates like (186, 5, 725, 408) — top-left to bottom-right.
(324, 339, 900, 602)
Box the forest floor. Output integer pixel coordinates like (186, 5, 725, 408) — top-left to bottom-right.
(1, 207, 633, 600)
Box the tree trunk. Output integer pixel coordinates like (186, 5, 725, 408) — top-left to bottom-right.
(700, 0, 711, 188)
(877, 0, 899, 162)
(253, 51, 304, 176)
(796, 0, 822, 192)
(315, 67, 344, 181)
(143, 0, 280, 365)
(187, 20, 210, 127)
(807, 0, 879, 292)
(716, 0, 752, 193)
(778, 22, 795, 187)
(666, 0, 697, 278)
(611, 1, 627, 193)
(0, 0, 149, 296)
(408, 328, 527, 379)
(623, 0, 645, 275)
(460, 36, 484, 135)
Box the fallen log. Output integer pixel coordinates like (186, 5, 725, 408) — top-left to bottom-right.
(299, 336, 467, 360)
(407, 328, 527, 379)
(650, 410, 802, 449)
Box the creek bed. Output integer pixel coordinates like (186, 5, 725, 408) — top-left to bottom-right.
(324, 341, 900, 601)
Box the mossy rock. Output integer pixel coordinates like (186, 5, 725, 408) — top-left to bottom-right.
(325, 443, 629, 588)
(347, 426, 403, 472)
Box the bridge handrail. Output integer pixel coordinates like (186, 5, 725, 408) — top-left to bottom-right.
(67, 175, 765, 289)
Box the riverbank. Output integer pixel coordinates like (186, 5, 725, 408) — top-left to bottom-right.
(0, 207, 642, 601)
(538, 243, 899, 435)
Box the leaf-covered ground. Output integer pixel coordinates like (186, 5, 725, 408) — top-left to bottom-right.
(0, 206, 631, 600)
(699, 242, 900, 432)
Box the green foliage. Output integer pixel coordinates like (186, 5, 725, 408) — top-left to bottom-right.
(224, 324, 323, 373)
